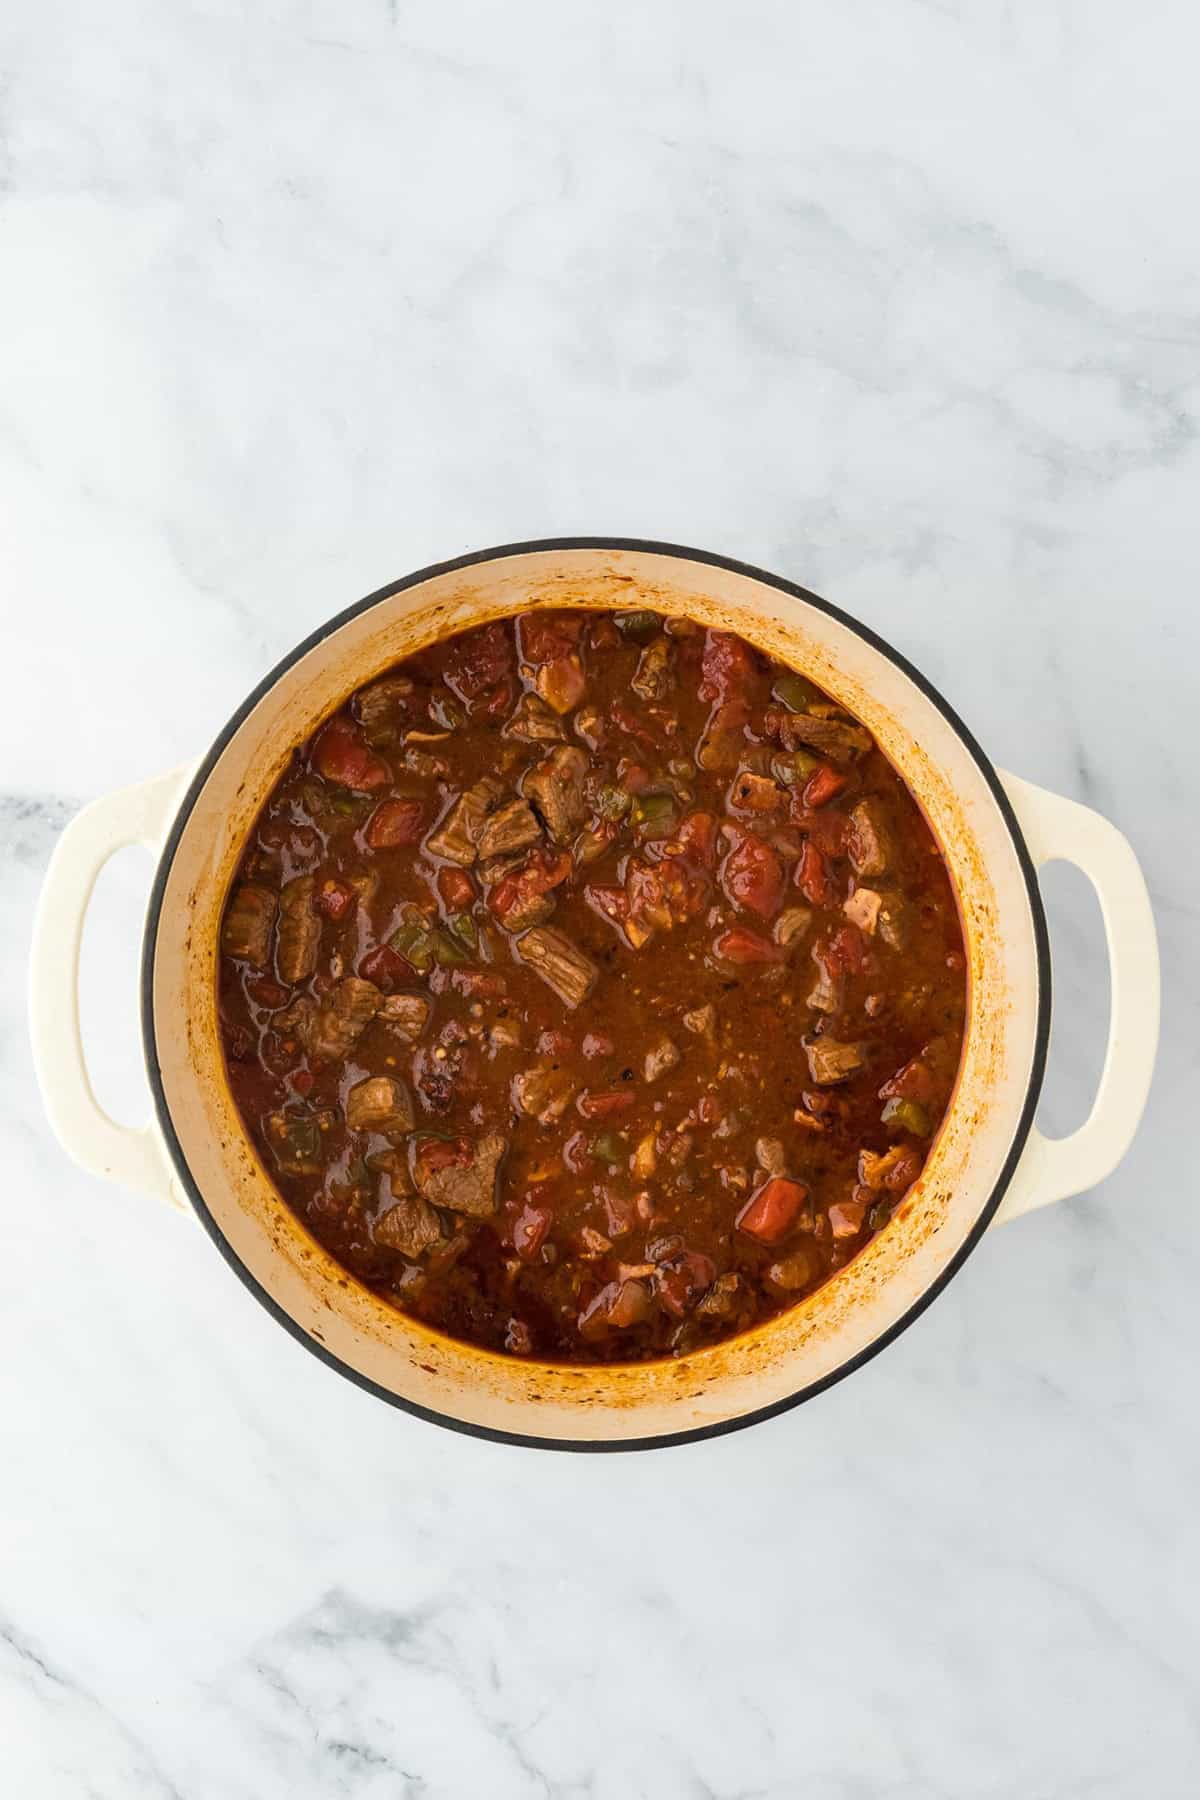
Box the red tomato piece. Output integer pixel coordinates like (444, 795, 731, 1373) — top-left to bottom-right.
(795, 838, 837, 908)
(803, 763, 849, 809)
(443, 622, 514, 703)
(312, 716, 390, 790)
(365, 798, 426, 849)
(616, 757, 652, 794)
(699, 629, 755, 704)
(713, 926, 782, 965)
(513, 1201, 554, 1263)
(586, 884, 630, 929)
(358, 944, 409, 990)
(879, 1058, 937, 1103)
(313, 878, 356, 921)
(414, 1137, 471, 1184)
(721, 828, 785, 919)
(612, 703, 661, 750)
(737, 1177, 809, 1244)
(827, 922, 865, 975)
(488, 850, 572, 925)
(518, 613, 584, 665)
(246, 976, 288, 1009)
(577, 1089, 636, 1120)
(791, 801, 851, 857)
(668, 809, 718, 870)
(438, 867, 475, 911)
(655, 1251, 717, 1318)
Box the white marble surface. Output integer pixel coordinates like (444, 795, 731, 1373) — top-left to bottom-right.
(3, 1, 1197, 1792)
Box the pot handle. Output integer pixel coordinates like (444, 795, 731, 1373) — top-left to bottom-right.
(991, 771, 1159, 1225)
(29, 765, 196, 1213)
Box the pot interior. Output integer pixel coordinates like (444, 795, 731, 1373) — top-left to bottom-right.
(147, 545, 1044, 1445)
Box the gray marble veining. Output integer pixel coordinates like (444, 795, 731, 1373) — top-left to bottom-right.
(3, 1, 1198, 1793)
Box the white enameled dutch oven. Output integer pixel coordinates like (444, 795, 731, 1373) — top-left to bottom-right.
(30, 541, 1160, 1450)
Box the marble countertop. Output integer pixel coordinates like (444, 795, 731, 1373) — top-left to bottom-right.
(4, 2, 1197, 1793)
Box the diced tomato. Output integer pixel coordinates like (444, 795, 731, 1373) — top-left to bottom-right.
(577, 1089, 635, 1120)
(655, 1251, 717, 1317)
(518, 613, 584, 665)
(879, 1058, 938, 1103)
(414, 1137, 471, 1182)
(358, 944, 409, 990)
(443, 622, 514, 703)
(669, 809, 718, 870)
(488, 849, 572, 925)
(721, 828, 785, 919)
(823, 922, 864, 975)
(313, 878, 356, 921)
(790, 799, 851, 858)
(616, 757, 652, 794)
(586, 884, 631, 928)
(737, 1177, 809, 1243)
(438, 867, 475, 911)
(699, 630, 755, 704)
(312, 716, 390, 790)
(246, 976, 288, 1009)
(478, 678, 514, 719)
(713, 925, 782, 965)
(450, 970, 507, 998)
(365, 798, 426, 849)
(803, 763, 849, 809)
(795, 838, 837, 907)
(512, 1200, 554, 1262)
(612, 703, 661, 750)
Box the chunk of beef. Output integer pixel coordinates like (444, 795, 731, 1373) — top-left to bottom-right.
(291, 977, 381, 1064)
(804, 1038, 866, 1084)
(755, 1137, 787, 1176)
(425, 777, 504, 866)
(775, 712, 872, 764)
(535, 654, 586, 714)
(695, 1271, 747, 1320)
(807, 942, 843, 1015)
(843, 886, 883, 933)
(643, 1036, 680, 1083)
(345, 1075, 414, 1134)
(276, 875, 321, 984)
(774, 906, 813, 948)
(523, 746, 588, 842)
(487, 848, 572, 933)
(764, 1245, 820, 1292)
(516, 927, 598, 1010)
(413, 1132, 506, 1218)
(513, 1064, 577, 1123)
(503, 691, 566, 743)
(221, 883, 276, 967)
(631, 636, 674, 701)
(373, 1189, 444, 1257)
(476, 798, 543, 861)
(377, 992, 432, 1043)
(355, 675, 416, 747)
(848, 798, 891, 877)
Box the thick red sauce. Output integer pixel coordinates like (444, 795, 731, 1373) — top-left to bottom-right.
(218, 609, 967, 1363)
